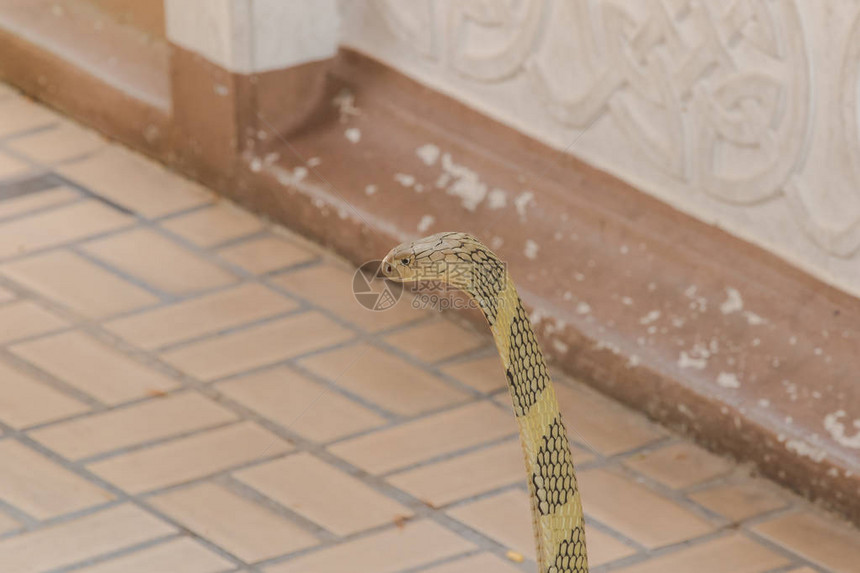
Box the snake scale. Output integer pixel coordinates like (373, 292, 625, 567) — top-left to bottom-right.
(383, 232, 588, 572)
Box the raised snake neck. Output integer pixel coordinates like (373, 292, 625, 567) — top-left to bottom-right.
(384, 232, 588, 572)
(488, 272, 588, 573)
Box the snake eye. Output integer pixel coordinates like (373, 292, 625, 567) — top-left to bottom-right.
(400, 258, 410, 266)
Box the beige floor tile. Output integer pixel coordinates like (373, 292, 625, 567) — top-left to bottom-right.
(442, 355, 507, 393)
(0, 300, 67, 344)
(0, 187, 79, 220)
(448, 489, 535, 558)
(0, 286, 13, 303)
(216, 366, 384, 442)
(31, 392, 238, 460)
(266, 520, 474, 573)
(236, 452, 411, 536)
(11, 331, 179, 404)
(218, 236, 315, 274)
(624, 442, 734, 489)
(586, 528, 640, 567)
(329, 402, 516, 474)
(149, 482, 318, 562)
(271, 264, 419, 332)
(1, 250, 159, 319)
(385, 320, 485, 363)
(0, 440, 113, 519)
(0, 511, 20, 535)
(161, 203, 264, 247)
(0, 152, 32, 180)
(387, 440, 525, 507)
(57, 147, 211, 217)
(688, 479, 787, 522)
(753, 511, 860, 572)
(613, 533, 790, 573)
(299, 343, 469, 416)
(162, 311, 353, 381)
(422, 553, 523, 573)
(76, 538, 234, 573)
(0, 504, 174, 573)
(104, 283, 297, 350)
(83, 228, 238, 295)
(0, 201, 132, 258)
(578, 468, 713, 549)
(0, 360, 88, 428)
(0, 97, 59, 137)
(554, 383, 665, 455)
(449, 488, 634, 567)
(88, 422, 292, 494)
(6, 121, 105, 164)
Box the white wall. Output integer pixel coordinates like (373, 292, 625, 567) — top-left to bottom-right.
(339, 0, 860, 297)
(165, 0, 339, 73)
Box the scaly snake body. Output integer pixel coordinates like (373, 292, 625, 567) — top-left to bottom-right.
(383, 232, 588, 572)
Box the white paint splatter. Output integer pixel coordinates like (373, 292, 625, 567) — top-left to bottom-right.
(345, 127, 361, 143)
(249, 157, 263, 173)
(440, 153, 487, 211)
(306, 157, 322, 167)
(576, 302, 591, 315)
(552, 339, 569, 354)
(744, 311, 767, 325)
(758, 399, 770, 408)
(524, 240, 539, 260)
(264, 152, 280, 165)
(716, 372, 741, 388)
(786, 439, 827, 462)
(416, 144, 440, 166)
(824, 411, 860, 448)
(720, 287, 744, 314)
(514, 191, 535, 219)
(684, 285, 708, 312)
(621, 297, 633, 306)
(628, 354, 641, 367)
(639, 310, 660, 324)
(417, 215, 434, 233)
(488, 188, 507, 209)
(333, 90, 360, 122)
(619, 245, 629, 255)
(365, 184, 377, 196)
(394, 173, 416, 188)
(563, 291, 573, 301)
(678, 351, 708, 370)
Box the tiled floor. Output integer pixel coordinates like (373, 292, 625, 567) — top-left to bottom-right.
(0, 85, 858, 573)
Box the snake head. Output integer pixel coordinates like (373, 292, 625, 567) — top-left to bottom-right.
(381, 231, 495, 292)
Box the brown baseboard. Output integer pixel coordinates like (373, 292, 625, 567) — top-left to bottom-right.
(1, 11, 858, 526)
(0, 0, 170, 158)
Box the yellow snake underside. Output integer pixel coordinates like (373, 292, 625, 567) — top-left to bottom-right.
(383, 232, 588, 573)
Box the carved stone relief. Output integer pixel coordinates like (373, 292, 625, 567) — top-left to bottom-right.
(346, 0, 860, 291)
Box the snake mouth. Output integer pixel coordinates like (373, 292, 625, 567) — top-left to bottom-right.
(379, 256, 401, 281)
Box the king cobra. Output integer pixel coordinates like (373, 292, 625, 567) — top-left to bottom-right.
(382, 232, 588, 572)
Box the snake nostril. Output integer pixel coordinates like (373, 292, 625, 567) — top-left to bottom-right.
(384, 263, 393, 275)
